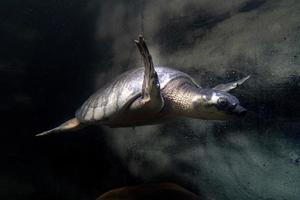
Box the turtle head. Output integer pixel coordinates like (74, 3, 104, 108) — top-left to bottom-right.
(192, 76, 250, 120)
(193, 89, 247, 120)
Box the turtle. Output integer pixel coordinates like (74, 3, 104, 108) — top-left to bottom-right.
(36, 35, 249, 136)
(96, 182, 201, 200)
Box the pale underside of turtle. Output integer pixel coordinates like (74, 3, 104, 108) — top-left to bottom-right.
(36, 35, 249, 136)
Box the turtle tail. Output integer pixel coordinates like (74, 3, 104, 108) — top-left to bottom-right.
(36, 118, 83, 137)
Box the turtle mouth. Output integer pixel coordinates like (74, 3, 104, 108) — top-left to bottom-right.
(232, 105, 247, 117)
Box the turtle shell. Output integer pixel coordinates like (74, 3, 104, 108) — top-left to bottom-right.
(76, 66, 199, 123)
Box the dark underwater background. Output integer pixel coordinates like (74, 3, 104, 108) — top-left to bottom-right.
(0, 0, 299, 199)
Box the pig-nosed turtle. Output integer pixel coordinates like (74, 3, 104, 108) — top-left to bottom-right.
(36, 35, 249, 136)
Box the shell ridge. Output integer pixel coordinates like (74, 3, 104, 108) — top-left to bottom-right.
(76, 66, 200, 122)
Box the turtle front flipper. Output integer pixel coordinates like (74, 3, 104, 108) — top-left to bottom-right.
(213, 75, 251, 92)
(131, 35, 164, 112)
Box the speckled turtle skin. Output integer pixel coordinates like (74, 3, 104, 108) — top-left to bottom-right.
(76, 66, 199, 125)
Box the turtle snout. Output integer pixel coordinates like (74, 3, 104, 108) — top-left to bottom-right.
(233, 105, 247, 117)
(239, 108, 247, 117)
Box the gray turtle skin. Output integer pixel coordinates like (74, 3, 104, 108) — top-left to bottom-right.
(76, 66, 199, 126)
(36, 36, 249, 136)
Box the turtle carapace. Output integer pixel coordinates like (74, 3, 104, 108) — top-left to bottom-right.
(36, 35, 250, 136)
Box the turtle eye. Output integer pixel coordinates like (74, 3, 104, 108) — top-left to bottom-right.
(217, 97, 228, 109)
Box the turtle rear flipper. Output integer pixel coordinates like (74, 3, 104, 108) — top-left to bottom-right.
(36, 118, 83, 137)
